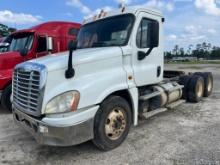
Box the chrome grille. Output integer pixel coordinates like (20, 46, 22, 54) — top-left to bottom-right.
(12, 62, 46, 116)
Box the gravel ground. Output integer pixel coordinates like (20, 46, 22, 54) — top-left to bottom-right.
(0, 64, 220, 165)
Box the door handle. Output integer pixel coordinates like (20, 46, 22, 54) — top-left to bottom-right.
(157, 66, 161, 77)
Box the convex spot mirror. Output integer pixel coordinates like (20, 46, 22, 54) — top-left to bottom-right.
(47, 36, 53, 52)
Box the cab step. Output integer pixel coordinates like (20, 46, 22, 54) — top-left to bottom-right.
(139, 91, 161, 101)
(141, 108, 167, 119)
(166, 99, 185, 110)
(139, 100, 185, 120)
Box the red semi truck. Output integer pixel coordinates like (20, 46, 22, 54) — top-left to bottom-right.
(0, 21, 81, 111)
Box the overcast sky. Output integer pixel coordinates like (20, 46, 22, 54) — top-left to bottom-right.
(0, 0, 220, 51)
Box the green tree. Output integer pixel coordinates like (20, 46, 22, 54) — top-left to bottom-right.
(173, 45, 179, 57)
(0, 24, 16, 37)
(179, 48, 184, 57)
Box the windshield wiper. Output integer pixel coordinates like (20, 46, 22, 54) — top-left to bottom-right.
(91, 42, 107, 47)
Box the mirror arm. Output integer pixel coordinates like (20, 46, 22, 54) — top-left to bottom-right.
(65, 40, 77, 79)
(65, 49, 75, 79)
(138, 47, 154, 61)
(145, 47, 153, 56)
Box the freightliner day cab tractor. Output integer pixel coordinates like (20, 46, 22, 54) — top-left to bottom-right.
(12, 6, 213, 151)
(0, 21, 81, 111)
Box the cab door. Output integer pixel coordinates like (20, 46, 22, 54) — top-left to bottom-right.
(131, 12, 163, 87)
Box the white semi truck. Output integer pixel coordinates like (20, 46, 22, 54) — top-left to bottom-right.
(12, 6, 213, 151)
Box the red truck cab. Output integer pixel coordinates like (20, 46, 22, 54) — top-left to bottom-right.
(0, 21, 81, 111)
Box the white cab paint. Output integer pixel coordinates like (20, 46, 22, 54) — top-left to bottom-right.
(129, 10, 164, 86)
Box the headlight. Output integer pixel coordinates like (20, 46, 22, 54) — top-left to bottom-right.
(45, 91, 80, 114)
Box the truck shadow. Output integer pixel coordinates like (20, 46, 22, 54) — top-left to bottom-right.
(0, 106, 11, 114)
(34, 141, 103, 160)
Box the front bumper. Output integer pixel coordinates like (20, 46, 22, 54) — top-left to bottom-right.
(13, 107, 98, 146)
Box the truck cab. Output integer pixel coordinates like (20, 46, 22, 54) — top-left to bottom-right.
(0, 21, 81, 111)
(12, 6, 213, 150)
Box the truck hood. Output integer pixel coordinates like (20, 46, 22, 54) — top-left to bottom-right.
(29, 47, 123, 72)
(0, 51, 22, 70)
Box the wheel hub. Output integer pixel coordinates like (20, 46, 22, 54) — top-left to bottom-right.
(105, 108, 126, 140)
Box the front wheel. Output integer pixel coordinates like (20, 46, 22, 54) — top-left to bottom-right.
(1, 85, 12, 111)
(93, 96, 132, 151)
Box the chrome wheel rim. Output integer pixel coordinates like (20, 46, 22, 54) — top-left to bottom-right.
(105, 107, 126, 140)
(197, 81, 203, 97)
(207, 77, 212, 92)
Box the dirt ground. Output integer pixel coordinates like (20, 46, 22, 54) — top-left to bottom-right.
(1, 64, 220, 165)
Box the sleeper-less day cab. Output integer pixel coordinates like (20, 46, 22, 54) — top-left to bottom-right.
(12, 6, 213, 150)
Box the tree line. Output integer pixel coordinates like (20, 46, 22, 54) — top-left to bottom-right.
(0, 24, 16, 37)
(165, 42, 220, 60)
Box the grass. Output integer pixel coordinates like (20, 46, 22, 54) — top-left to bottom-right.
(165, 60, 220, 65)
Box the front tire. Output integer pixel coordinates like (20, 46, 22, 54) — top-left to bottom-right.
(93, 96, 132, 151)
(1, 85, 12, 111)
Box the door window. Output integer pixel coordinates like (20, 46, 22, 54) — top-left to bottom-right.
(136, 18, 158, 48)
(37, 36, 47, 52)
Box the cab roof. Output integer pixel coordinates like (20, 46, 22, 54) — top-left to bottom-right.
(11, 21, 81, 35)
(83, 6, 163, 25)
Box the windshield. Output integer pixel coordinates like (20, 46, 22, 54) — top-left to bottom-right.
(77, 14, 134, 49)
(9, 33, 34, 52)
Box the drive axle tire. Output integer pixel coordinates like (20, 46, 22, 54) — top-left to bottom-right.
(93, 96, 131, 151)
(1, 85, 12, 111)
(187, 75, 204, 103)
(178, 75, 192, 99)
(194, 72, 213, 97)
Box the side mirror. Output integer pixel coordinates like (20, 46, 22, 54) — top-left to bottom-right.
(47, 36, 53, 52)
(3, 42, 9, 47)
(148, 21, 159, 48)
(68, 40, 77, 51)
(19, 47, 28, 57)
(65, 40, 77, 79)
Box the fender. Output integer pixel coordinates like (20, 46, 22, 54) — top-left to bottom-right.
(0, 69, 13, 90)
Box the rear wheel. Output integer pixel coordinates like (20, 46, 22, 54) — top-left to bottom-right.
(93, 96, 131, 151)
(194, 72, 213, 97)
(178, 75, 192, 99)
(187, 75, 204, 103)
(1, 85, 12, 111)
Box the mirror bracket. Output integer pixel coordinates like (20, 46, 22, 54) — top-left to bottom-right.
(19, 47, 28, 57)
(65, 40, 77, 79)
(138, 47, 153, 61)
